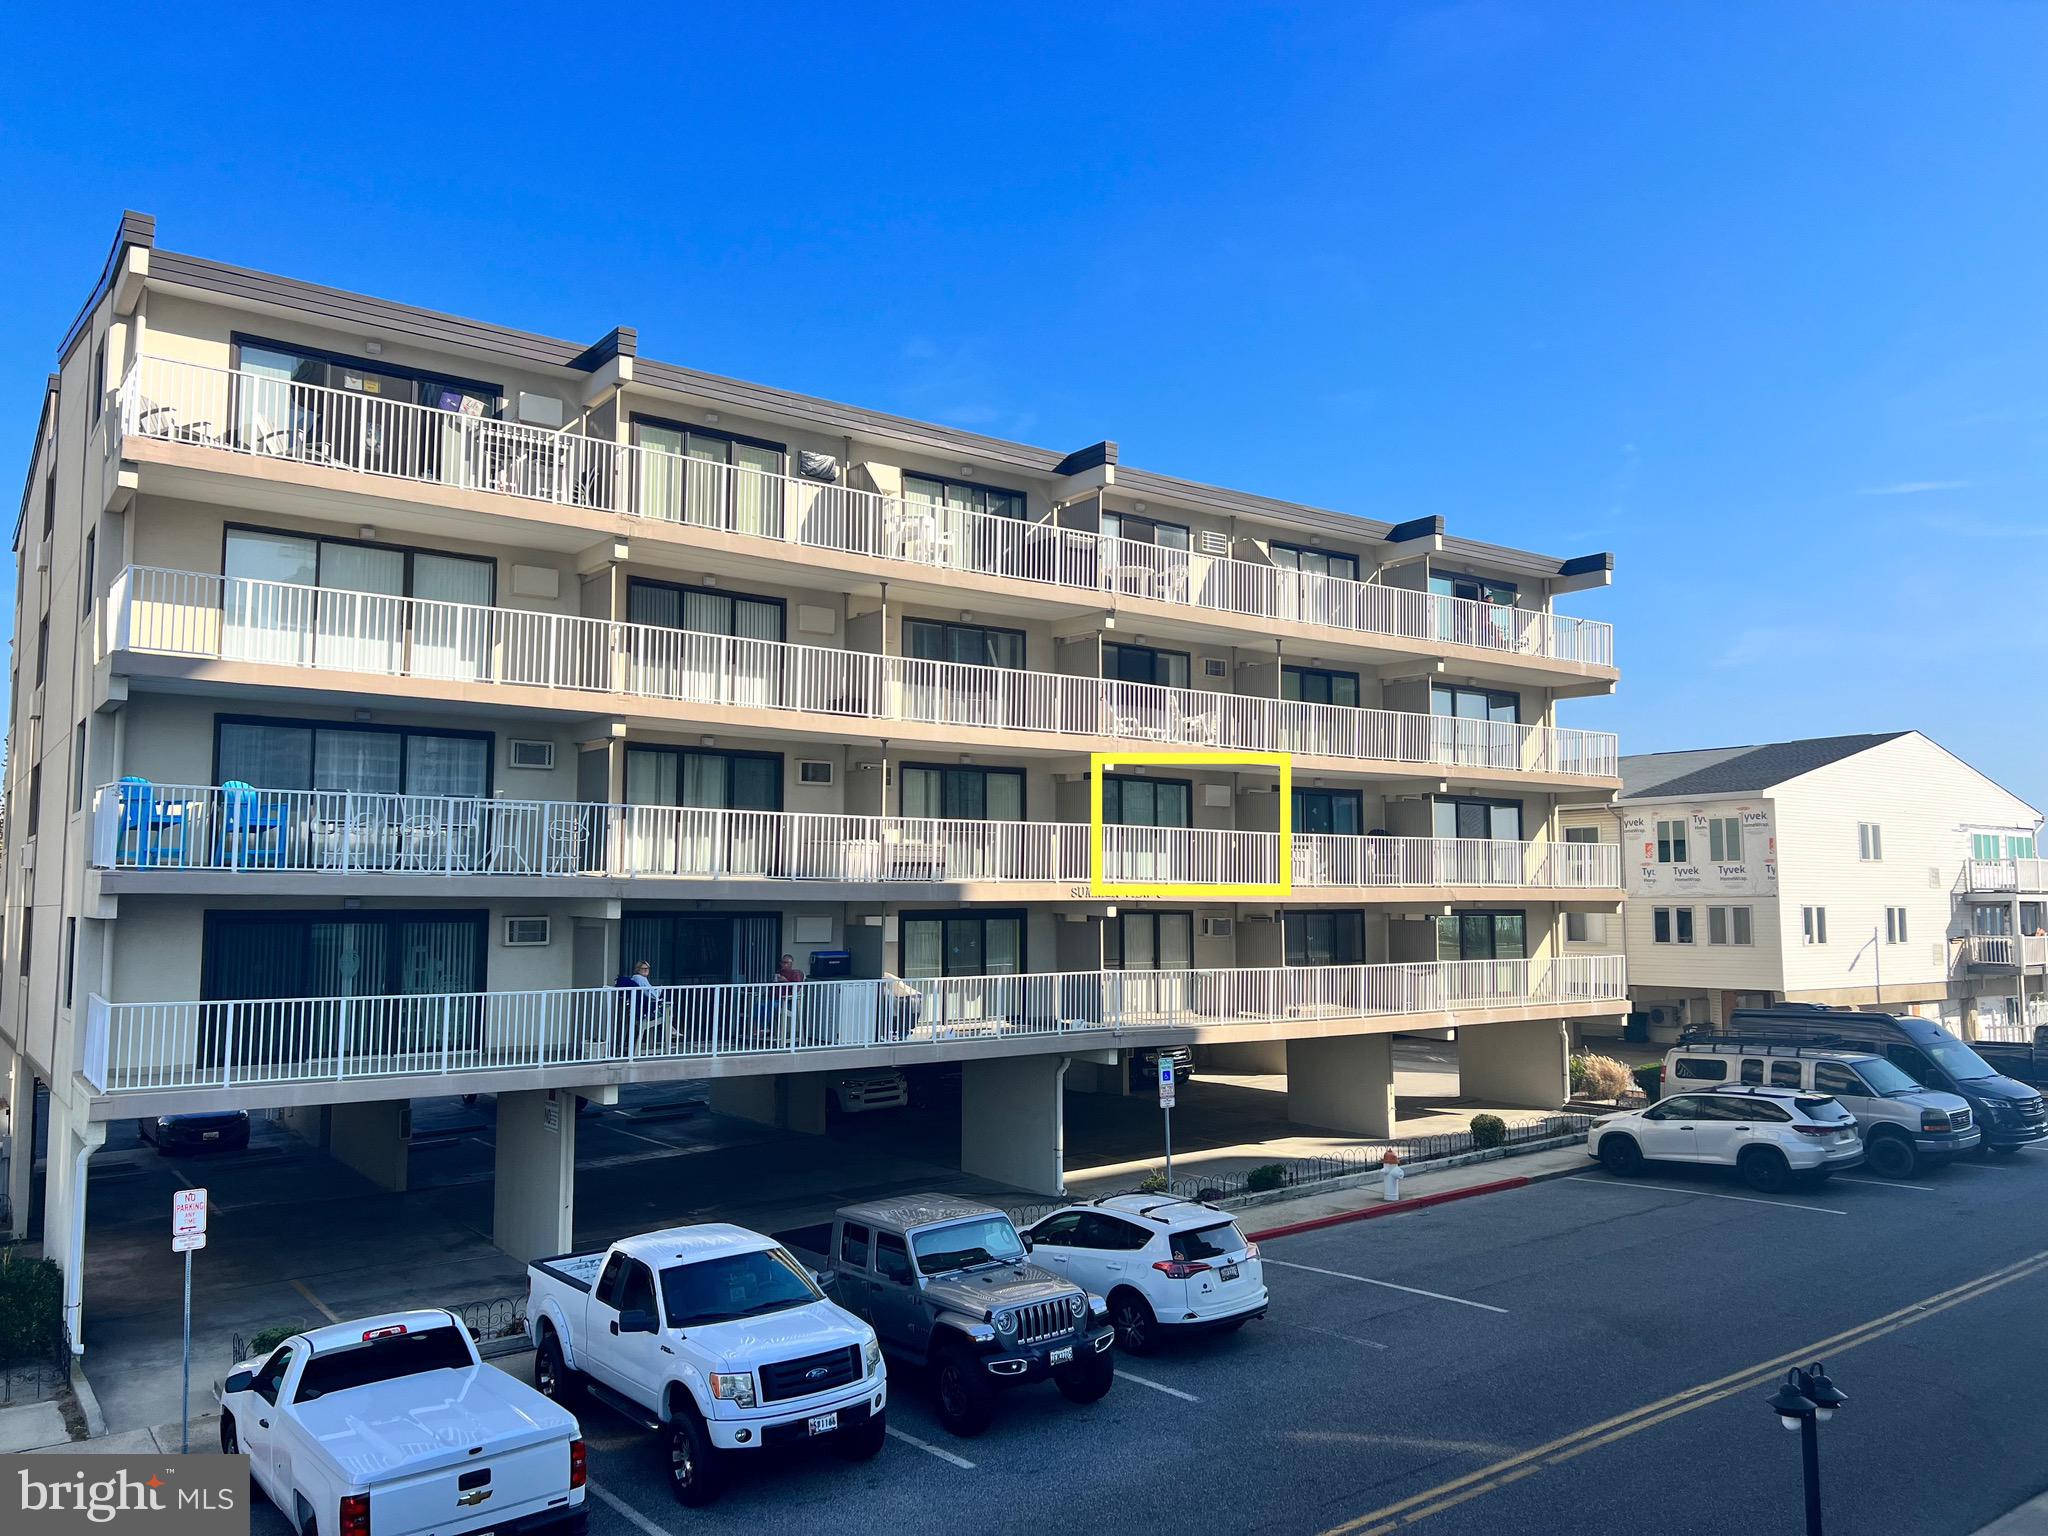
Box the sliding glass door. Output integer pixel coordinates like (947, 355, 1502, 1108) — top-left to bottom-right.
(626, 579, 786, 706)
(633, 421, 787, 535)
(625, 746, 783, 875)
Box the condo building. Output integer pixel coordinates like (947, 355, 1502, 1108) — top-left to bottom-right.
(1562, 731, 2040, 1044)
(1, 213, 1624, 1351)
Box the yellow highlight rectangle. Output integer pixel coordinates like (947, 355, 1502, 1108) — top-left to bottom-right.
(1089, 750, 1292, 899)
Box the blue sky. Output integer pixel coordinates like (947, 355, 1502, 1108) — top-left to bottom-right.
(4, 3, 2045, 806)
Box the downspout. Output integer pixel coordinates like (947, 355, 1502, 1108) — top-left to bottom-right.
(63, 1119, 105, 1354)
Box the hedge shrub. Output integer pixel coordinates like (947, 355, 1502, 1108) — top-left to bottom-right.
(1469, 1113, 1508, 1150)
(1244, 1163, 1286, 1192)
(0, 1248, 64, 1364)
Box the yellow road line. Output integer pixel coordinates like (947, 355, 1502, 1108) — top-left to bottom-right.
(1321, 1247, 2048, 1536)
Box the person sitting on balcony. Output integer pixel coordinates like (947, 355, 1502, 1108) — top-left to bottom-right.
(613, 960, 664, 1054)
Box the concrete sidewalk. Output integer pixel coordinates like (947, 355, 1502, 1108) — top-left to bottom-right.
(1231, 1140, 1592, 1234)
(1975, 1491, 2048, 1535)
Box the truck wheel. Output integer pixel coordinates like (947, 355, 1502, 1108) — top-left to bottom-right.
(933, 1347, 996, 1438)
(667, 1411, 721, 1507)
(219, 1410, 239, 1455)
(1738, 1146, 1791, 1194)
(834, 1408, 887, 1461)
(1055, 1348, 1115, 1405)
(1108, 1289, 1158, 1355)
(535, 1332, 580, 1406)
(1865, 1133, 1918, 1180)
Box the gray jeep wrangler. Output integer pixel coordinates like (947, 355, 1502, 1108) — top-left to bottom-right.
(824, 1194, 1115, 1436)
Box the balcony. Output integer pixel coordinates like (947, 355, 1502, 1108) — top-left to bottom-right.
(90, 783, 1624, 894)
(1962, 859, 2048, 896)
(1957, 934, 2048, 972)
(104, 568, 1621, 782)
(116, 356, 1615, 671)
(81, 955, 1627, 1101)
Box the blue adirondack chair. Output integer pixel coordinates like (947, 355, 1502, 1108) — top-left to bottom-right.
(217, 780, 289, 868)
(116, 777, 186, 867)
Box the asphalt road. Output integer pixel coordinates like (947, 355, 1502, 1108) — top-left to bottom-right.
(233, 1145, 2048, 1536)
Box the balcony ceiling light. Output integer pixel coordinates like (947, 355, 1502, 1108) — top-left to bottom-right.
(364, 340, 382, 355)
(359, 525, 376, 540)
(700, 735, 715, 747)
(958, 464, 975, 476)
(1134, 502, 1147, 512)
(705, 412, 720, 424)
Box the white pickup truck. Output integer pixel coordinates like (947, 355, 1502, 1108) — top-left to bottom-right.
(526, 1223, 886, 1507)
(218, 1308, 585, 1536)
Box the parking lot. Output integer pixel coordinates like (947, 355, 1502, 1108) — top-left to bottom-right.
(208, 1141, 2048, 1536)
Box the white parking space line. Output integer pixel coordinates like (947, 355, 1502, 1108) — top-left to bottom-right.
(606, 1124, 682, 1151)
(1564, 1176, 1847, 1215)
(588, 1480, 671, 1536)
(1118, 1369, 1200, 1402)
(886, 1426, 976, 1469)
(1832, 1176, 1937, 1191)
(1265, 1318, 1389, 1352)
(1263, 1258, 1508, 1314)
(290, 1278, 342, 1323)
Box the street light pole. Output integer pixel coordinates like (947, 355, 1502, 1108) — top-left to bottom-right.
(1767, 1362, 1846, 1536)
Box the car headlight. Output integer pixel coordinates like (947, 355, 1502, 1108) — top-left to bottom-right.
(1979, 1100, 2007, 1122)
(709, 1372, 756, 1408)
(863, 1337, 883, 1376)
(993, 1309, 1016, 1335)
(1068, 1294, 1085, 1320)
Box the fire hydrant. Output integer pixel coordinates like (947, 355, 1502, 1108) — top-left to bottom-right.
(1381, 1148, 1404, 1202)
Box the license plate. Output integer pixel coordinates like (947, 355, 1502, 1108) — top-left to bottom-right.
(202, 1132, 220, 1141)
(1220, 1263, 1240, 1281)
(807, 1412, 838, 1436)
(1050, 1345, 1074, 1366)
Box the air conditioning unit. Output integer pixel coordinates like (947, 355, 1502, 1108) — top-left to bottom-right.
(503, 916, 551, 947)
(507, 740, 555, 771)
(19, 838, 34, 871)
(1199, 915, 1234, 939)
(799, 760, 834, 785)
(1197, 530, 1229, 556)
(1202, 657, 1228, 679)
(1201, 783, 1232, 809)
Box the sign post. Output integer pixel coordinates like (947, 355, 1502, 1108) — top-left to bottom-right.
(1157, 1056, 1177, 1189)
(172, 1188, 208, 1454)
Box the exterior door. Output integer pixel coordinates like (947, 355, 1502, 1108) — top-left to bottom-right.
(869, 1231, 923, 1353)
(1633, 1095, 1703, 1162)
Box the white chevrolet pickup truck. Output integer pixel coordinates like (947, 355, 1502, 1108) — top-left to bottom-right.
(218, 1308, 585, 1536)
(527, 1224, 886, 1507)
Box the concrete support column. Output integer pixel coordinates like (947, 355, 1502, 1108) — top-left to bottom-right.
(960, 1054, 1068, 1195)
(329, 1100, 411, 1192)
(1458, 1018, 1572, 1109)
(2, 1052, 32, 1238)
(492, 1088, 579, 1262)
(708, 1072, 830, 1133)
(1286, 1033, 1395, 1136)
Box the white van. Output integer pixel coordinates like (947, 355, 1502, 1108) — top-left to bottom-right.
(1662, 1042, 1978, 1178)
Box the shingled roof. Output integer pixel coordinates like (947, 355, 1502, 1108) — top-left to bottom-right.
(1619, 733, 1910, 801)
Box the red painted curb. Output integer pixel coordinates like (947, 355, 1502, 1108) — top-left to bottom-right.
(1247, 1175, 1531, 1242)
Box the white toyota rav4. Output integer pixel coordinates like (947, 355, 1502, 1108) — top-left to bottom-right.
(1589, 1085, 1864, 1192)
(1024, 1195, 1266, 1354)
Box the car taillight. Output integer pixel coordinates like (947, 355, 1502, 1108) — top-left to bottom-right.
(1244, 1241, 1260, 1260)
(1153, 1259, 1212, 1279)
(340, 1494, 371, 1536)
(569, 1438, 587, 1490)
(1793, 1124, 1841, 1137)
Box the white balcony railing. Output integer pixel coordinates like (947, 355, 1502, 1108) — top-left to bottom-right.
(1963, 858, 2048, 895)
(80, 955, 1628, 1095)
(117, 356, 1614, 669)
(1957, 934, 2048, 970)
(106, 568, 1620, 780)
(91, 784, 1626, 891)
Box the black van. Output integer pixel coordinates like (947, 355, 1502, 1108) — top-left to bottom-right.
(1723, 1004, 2047, 1153)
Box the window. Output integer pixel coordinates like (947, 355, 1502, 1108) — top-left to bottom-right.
(34, 618, 48, 688)
(90, 339, 106, 425)
(252, 1347, 294, 1407)
(63, 917, 76, 1009)
(1104, 642, 1191, 690)
(26, 765, 40, 834)
(2012, 835, 2038, 859)
(1740, 1058, 1764, 1085)
(1655, 820, 1688, 864)
(875, 1231, 913, 1283)
(1106, 911, 1194, 970)
(900, 763, 1022, 821)
(217, 718, 493, 799)
(1813, 1062, 1864, 1098)
(903, 618, 1025, 671)
(1292, 787, 1363, 836)
(1029, 1211, 1084, 1245)
(902, 911, 1024, 979)
(1102, 776, 1192, 828)
(632, 418, 787, 533)
(619, 1260, 658, 1322)
(1672, 1060, 1727, 1082)
(1565, 911, 1610, 944)
(1652, 907, 1696, 944)
(1435, 910, 1525, 962)
(1564, 825, 1600, 844)
(42, 472, 55, 542)
(1653, 908, 1671, 944)
(81, 529, 94, 614)
(1859, 822, 1883, 861)
(1707, 906, 1752, 946)
(1707, 816, 1742, 862)
(1770, 1060, 1803, 1088)
(627, 746, 782, 812)
(1282, 665, 1361, 708)
(1803, 906, 1828, 945)
(906, 473, 1026, 523)
(202, 910, 488, 1006)
(627, 576, 784, 643)
(839, 1222, 871, 1269)
(659, 1249, 821, 1328)
(1101, 509, 1189, 549)
(597, 1253, 627, 1306)
(1973, 832, 2002, 862)
(1734, 907, 1753, 945)
(1271, 542, 1359, 582)
(231, 334, 499, 455)
(1709, 907, 1728, 946)
(1287, 910, 1366, 966)
(72, 722, 85, 812)
(1886, 906, 1908, 944)
(1433, 797, 1522, 841)
(1430, 683, 1519, 724)
(1431, 570, 1517, 606)
(1675, 908, 1695, 944)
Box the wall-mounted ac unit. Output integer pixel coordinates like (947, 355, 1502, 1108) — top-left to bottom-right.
(507, 740, 555, 771)
(503, 916, 551, 947)
(1197, 530, 1229, 556)
(1201, 783, 1232, 809)
(1202, 657, 1228, 679)
(1199, 915, 1234, 939)
(18, 838, 34, 871)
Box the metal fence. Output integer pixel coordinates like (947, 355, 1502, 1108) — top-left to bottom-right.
(0, 1327, 71, 1406)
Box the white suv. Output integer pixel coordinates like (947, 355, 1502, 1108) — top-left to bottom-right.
(1023, 1195, 1266, 1354)
(1588, 1085, 1864, 1193)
